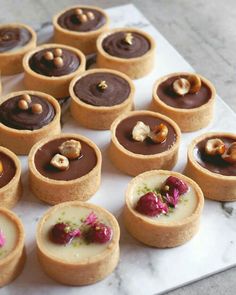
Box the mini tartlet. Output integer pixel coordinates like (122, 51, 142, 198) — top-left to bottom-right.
(96, 28, 156, 79)
(109, 110, 181, 176)
(69, 68, 135, 130)
(185, 132, 236, 201)
(28, 133, 102, 205)
(0, 23, 36, 75)
(151, 72, 216, 132)
(53, 5, 110, 55)
(0, 207, 26, 287)
(0, 146, 22, 208)
(0, 90, 61, 155)
(23, 44, 86, 98)
(124, 170, 204, 248)
(36, 201, 120, 285)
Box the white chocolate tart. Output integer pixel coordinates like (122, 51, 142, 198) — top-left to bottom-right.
(36, 201, 120, 285)
(124, 170, 204, 248)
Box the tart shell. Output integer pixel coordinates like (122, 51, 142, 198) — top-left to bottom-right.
(150, 72, 216, 132)
(109, 110, 181, 176)
(53, 5, 110, 55)
(23, 43, 86, 99)
(36, 201, 120, 285)
(0, 90, 61, 155)
(184, 132, 236, 201)
(28, 133, 102, 205)
(124, 170, 204, 248)
(96, 28, 156, 80)
(69, 68, 135, 130)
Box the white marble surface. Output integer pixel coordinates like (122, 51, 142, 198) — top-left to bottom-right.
(1, 4, 236, 295)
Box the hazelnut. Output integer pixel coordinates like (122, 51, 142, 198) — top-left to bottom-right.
(173, 78, 190, 96)
(44, 51, 54, 61)
(0, 160, 3, 175)
(54, 57, 64, 68)
(187, 74, 202, 94)
(54, 48, 62, 57)
(75, 8, 83, 15)
(18, 99, 29, 110)
(149, 123, 168, 143)
(87, 11, 95, 20)
(124, 32, 133, 45)
(50, 154, 69, 171)
(59, 140, 81, 159)
(21, 94, 31, 103)
(78, 14, 88, 23)
(31, 103, 43, 114)
(97, 80, 108, 90)
(205, 138, 225, 156)
(222, 142, 236, 163)
(132, 121, 150, 142)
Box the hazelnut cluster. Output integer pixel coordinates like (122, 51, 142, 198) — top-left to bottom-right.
(132, 121, 168, 143)
(43, 48, 64, 68)
(205, 138, 236, 163)
(173, 74, 201, 96)
(18, 94, 42, 114)
(74, 8, 95, 23)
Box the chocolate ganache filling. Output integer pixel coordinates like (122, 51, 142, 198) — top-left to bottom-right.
(0, 27, 32, 53)
(102, 32, 150, 58)
(116, 115, 177, 155)
(35, 138, 97, 181)
(58, 8, 106, 32)
(157, 76, 212, 109)
(0, 95, 55, 130)
(73, 72, 131, 106)
(194, 137, 236, 176)
(0, 152, 16, 188)
(29, 48, 80, 77)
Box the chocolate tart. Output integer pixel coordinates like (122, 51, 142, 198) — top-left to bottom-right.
(0, 90, 61, 155)
(109, 110, 181, 176)
(185, 132, 236, 201)
(0, 147, 22, 208)
(0, 23, 36, 75)
(23, 44, 86, 98)
(28, 133, 102, 205)
(53, 5, 110, 55)
(69, 68, 135, 130)
(0, 207, 26, 287)
(36, 201, 120, 285)
(151, 72, 216, 132)
(124, 170, 204, 248)
(96, 28, 156, 79)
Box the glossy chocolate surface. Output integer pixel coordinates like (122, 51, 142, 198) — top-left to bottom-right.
(0, 95, 55, 130)
(73, 72, 131, 106)
(0, 152, 16, 188)
(102, 31, 150, 58)
(157, 76, 212, 109)
(115, 114, 177, 155)
(194, 136, 236, 176)
(35, 138, 97, 181)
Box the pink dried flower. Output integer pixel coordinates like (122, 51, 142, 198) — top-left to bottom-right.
(85, 222, 112, 244)
(165, 188, 180, 208)
(165, 176, 188, 195)
(69, 228, 81, 238)
(136, 192, 169, 216)
(84, 211, 98, 226)
(0, 229, 6, 247)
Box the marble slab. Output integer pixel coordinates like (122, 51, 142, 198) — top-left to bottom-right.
(1, 4, 236, 295)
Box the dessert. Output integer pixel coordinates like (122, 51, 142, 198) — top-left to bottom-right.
(0, 146, 22, 208)
(96, 28, 156, 79)
(28, 133, 102, 204)
(53, 5, 110, 55)
(36, 201, 120, 285)
(69, 68, 135, 130)
(0, 207, 25, 287)
(109, 110, 181, 176)
(23, 44, 86, 98)
(0, 23, 36, 75)
(0, 90, 61, 155)
(185, 132, 236, 201)
(124, 170, 204, 247)
(151, 72, 216, 132)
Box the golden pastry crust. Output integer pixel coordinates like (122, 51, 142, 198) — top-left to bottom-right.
(23, 43, 86, 98)
(150, 72, 216, 132)
(53, 5, 110, 55)
(0, 147, 22, 208)
(0, 208, 26, 287)
(36, 201, 120, 285)
(0, 23, 36, 76)
(0, 90, 61, 155)
(124, 170, 204, 248)
(28, 133, 102, 205)
(184, 132, 236, 201)
(96, 28, 156, 79)
(109, 110, 181, 176)
(69, 68, 135, 130)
